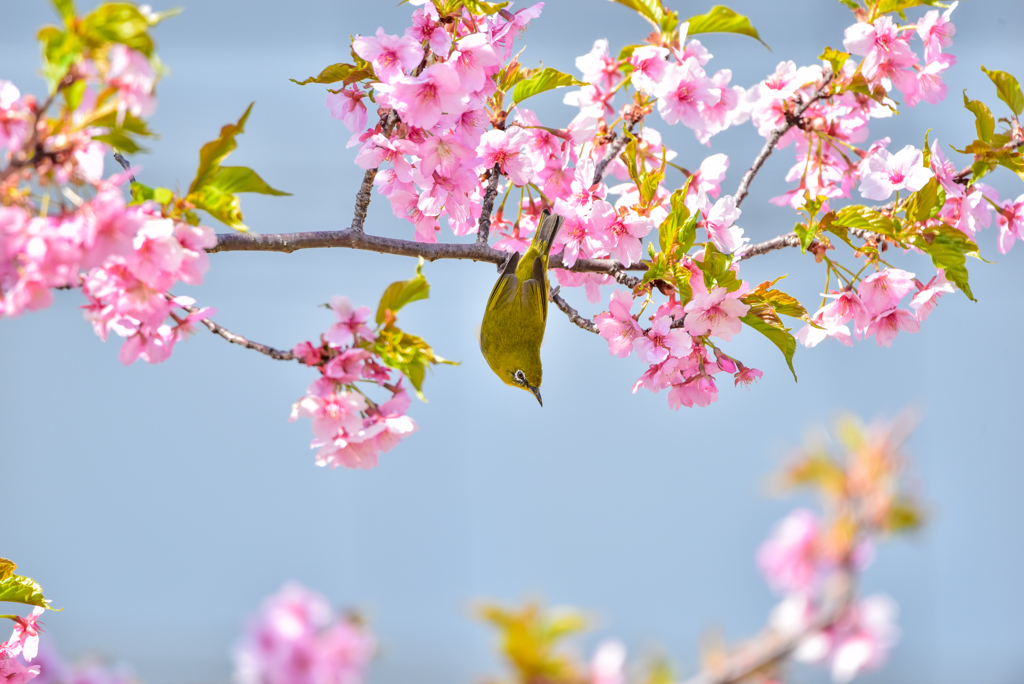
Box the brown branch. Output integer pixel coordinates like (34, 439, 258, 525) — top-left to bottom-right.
(179, 303, 296, 361)
(734, 74, 835, 208)
(210, 229, 643, 276)
(476, 163, 502, 245)
(680, 570, 854, 684)
(593, 121, 636, 186)
(734, 232, 801, 262)
(349, 110, 399, 233)
(550, 287, 598, 334)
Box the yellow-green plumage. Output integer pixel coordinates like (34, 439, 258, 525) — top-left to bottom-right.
(479, 211, 564, 406)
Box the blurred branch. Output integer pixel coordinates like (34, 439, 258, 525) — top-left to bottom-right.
(681, 569, 855, 684)
(734, 74, 835, 208)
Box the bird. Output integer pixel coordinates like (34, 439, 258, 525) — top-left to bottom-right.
(479, 210, 564, 407)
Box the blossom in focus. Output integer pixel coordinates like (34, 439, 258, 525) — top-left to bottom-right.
(843, 16, 917, 86)
(684, 287, 750, 341)
(858, 145, 933, 201)
(628, 46, 669, 95)
(634, 315, 690, 365)
(326, 88, 368, 133)
(7, 608, 45, 662)
(406, 3, 451, 57)
(477, 129, 530, 186)
(656, 59, 721, 131)
(323, 296, 374, 348)
(917, 2, 958, 62)
(858, 268, 916, 317)
(353, 28, 424, 84)
(910, 270, 953, 322)
(595, 289, 642, 358)
(865, 307, 920, 347)
(380, 63, 464, 130)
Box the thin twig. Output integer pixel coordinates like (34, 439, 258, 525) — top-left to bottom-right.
(593, 121, 636, 186)
(733, 74, 835, 208)
(476, 163, 502, 245)
(112, 152, 136, 183)
(549, 287, 598, 334)
(180, 303, 296, 361)
(734, 232, 802, 262)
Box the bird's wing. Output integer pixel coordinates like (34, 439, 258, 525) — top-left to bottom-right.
(486, 252, 521, 311)
(519, 253, 548, 326)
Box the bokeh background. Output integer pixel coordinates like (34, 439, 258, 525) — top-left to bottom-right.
(2, 1, 1023, 682)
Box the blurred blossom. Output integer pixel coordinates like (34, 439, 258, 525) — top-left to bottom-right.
(234, 584, 374, 684)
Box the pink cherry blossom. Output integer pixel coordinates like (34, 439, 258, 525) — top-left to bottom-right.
(917, 2, 958, 62)
(858, 268, 916, 316)
(996, 193, 1024, 254)
(416, 167, 477, 225)
(667, 374, 718, 409)
(734, 365, 763, 387)
(602, 209, 653, 266)
(690, 154, 729, 198)
(489, 3, 544, 59)
(354, 134, 414, 183)
(829, 596, 900, 683)
(0, 80, 29, 152)
(326, 88, 368, 133)
(0, 656, 39, 684)
(406, 3, 451, 57)
(353, 27, 424, 84)
(633, 315, 690, 364)
(865, 307, 920, 347)
(417, 134, 476, 177)
(323, 296, 373, 348)
(843, 16, 917, 86)
(858, 145, 933, 201)
(7, 608, 44, 662)
(684, 287, 750, 341)
(700, 194, 746, 254)
(380, 63, 464, 130)
(594, 289, 642, 357)
(820, 289, 870, 330)
(106, 45, 156, 119)
(449, 33, 501, 93)
(293, 341, 322, 366)
(628, 46, 669, 95)
(575, 39, 620, 91)
(556, 204, 613, 267)
(910, 270, 953, 322)
(477, 129, 530, 186)
(656, 58, 721, 131)
(757, 509, 820, 593)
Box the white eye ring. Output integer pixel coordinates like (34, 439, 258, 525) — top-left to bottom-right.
(514, 369, 526, 384)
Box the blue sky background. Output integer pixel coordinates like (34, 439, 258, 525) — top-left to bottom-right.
(2, 1, 1023, 683)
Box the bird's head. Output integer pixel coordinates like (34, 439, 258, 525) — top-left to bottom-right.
(498, 354, 543, 406)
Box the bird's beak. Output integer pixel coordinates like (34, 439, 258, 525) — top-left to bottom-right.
(529, 384, 543, 407)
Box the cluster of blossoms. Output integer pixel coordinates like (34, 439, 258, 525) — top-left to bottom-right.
(754, 415, 920, 682)
(289, 296, 418, 470)
(0, 26, 219, 365)
(234, 584, 375, 684)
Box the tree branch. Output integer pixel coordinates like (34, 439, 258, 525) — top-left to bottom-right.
(477, 163, 502, 245)
(181, 304, 297, 361)
(734, 232, 801, 262)
(593, 121, 636, 186)
(550, 287, 598, 334)
(733, 75, 835, 208)
(349, 110, 399, 233)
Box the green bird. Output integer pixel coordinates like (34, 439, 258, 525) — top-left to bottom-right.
(479, 211, 564, 406)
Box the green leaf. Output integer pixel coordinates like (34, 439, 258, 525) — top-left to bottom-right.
(373, 326, 458, 401)
(185, 104, 288, 230)
(290, 62, 358, 86)
(376, 258, 430, 325)
(607, 0, 665, 27)
(684, 5, 768, 49)
(913, 225, 979, 301)
(835, 0, 858, 8)
(699, 243, 741, 292)
(52, 0, 76, 21)
(129, 182, 174, 205)
(461, 0, 509, 15)
(875, 0, 943, 13)
(819, 47, 849, 77)
(740, 312, 797, 381)
(963, 91, 995, 143)
(90, 109, 157, 153)
(79, 3, 154, 56)
(0, 574, 53, 611)
(743, 280, 810, 320)
(511, 68, 587, 105)
(903, 177, 946, 223)
(37, 25, 82, 90)
(981, 65, 1024, 116)
(189, 103, 253, 194)
(832, 205, 896, 238)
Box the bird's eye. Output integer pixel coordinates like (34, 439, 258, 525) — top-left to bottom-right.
(514, 369, 526, 385)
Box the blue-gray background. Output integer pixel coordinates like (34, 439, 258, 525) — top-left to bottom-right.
(2, 1, 1022, 683)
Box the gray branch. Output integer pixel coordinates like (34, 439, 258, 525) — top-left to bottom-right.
(549, 287, 598, 334)
(476, 164, 502, 245)
(733, 75, 835, 208)
(593, 121, 636, 186)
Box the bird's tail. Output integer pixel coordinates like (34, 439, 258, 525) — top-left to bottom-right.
(534, 211, 564, 256)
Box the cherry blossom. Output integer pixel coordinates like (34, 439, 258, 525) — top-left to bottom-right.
(106, 44, 156, 119)
(858, 268, 916, 316)
(684, 287, 750, 341)
(323, 296, 373, 348)
(917, 2, 958, 62)
(843, 16, 917, 87)
(477, 129, 531, 186)
(865, 307, 921, 347)
(758, 510, 820, 593)
(379, 63, 464, 130)
(858, 145, 934, 201)
(353, 28, 424, 84)
(656, 59, 721, 131)
(996, 193, 1024, 254)
(910, 270, 953, 322)
(594, 290, 642, 358)
(326, 87, 368, 133)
